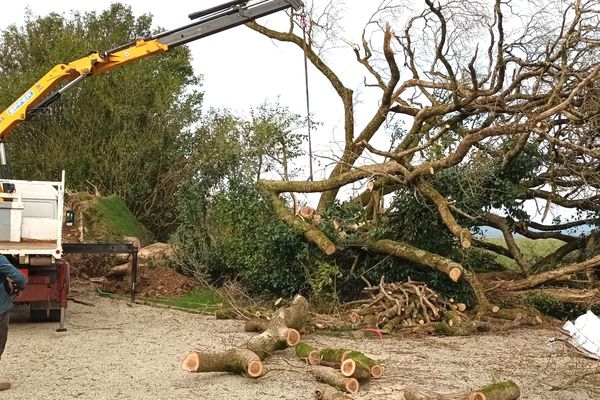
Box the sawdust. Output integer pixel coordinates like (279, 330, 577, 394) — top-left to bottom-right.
(2, 290, 598, 400)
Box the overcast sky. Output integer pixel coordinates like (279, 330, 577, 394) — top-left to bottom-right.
(0, 1, 579, 224)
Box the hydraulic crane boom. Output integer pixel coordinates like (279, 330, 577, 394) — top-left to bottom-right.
(0, 0, 304, 142)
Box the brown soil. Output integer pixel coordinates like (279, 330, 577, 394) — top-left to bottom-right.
(100, 264, 197, 298)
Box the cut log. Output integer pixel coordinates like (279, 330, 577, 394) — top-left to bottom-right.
(245, 323, 300, 360)
(296, 341, 321, 365)
(340, 351, 383, 379)
(181, 349, 264, 378)
(182, 294, 309, 378)
(242, 294, 308, 359)
(404, 381, 520, 400)
(314, 384, 353, 400)
(310, 366, 359, 394)
(318, 348, 352, 365)
(340, 359, 371, 381)
(274, 294, 310, 330)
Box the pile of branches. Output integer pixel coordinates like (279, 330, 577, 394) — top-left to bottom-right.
(343, 279, 469, 333)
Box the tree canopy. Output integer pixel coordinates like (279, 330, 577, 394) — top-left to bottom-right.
(246, 0, 600, 309)
(0, 4, 202, 239)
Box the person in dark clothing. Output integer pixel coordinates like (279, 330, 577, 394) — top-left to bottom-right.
(0, 255, 27, 391)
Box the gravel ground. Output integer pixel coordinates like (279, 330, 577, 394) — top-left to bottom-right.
(2, 291, 598, 400)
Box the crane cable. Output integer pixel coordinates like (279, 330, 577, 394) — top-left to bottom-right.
(300, 8, 314, 181)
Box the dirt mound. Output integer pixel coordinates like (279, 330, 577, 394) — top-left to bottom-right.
(136, 265, 197, 297)
(100, 264, 197, 298)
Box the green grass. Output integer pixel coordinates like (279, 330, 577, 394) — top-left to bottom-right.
(87, 195, 153, 244)
(145, 288, 230, 313)
(484, 237, 564, 269)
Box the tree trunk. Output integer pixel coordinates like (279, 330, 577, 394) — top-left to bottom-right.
(181, 349, 263, 378)
(404, 381, 520, 400)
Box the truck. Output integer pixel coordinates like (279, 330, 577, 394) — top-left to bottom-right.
(0, 0, 304, 330)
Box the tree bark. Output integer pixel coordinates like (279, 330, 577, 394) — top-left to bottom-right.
(340, 351, 383, 379)
(512, 288, 599, 303)
(270, 193, 336, 255)
(404, 380, 520, 400)
(314, 384, 353, 400)
(367, 239, 463, 282)
(181, 349, 264, 378)
(500, 254, 600, 291)
(310, 366, 359, 394)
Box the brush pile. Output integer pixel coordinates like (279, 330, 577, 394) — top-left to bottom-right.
(342, 278, 468, 332)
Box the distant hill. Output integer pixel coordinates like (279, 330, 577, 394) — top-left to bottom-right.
(476, 224, 595, 239)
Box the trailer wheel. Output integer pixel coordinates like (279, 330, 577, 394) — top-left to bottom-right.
(30, 309, 49, 322)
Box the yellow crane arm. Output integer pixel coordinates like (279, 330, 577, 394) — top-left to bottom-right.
(0, 40, 168, 140)
(0, 0, 304, 141)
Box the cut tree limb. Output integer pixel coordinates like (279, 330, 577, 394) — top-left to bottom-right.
(182, 294, 309, 377)
(181, 349, 263, 378)
(367, 239, 463, 282)
(310, 366, 359, 394)
(500, 254, 600, 290)
(296, 341, 321, 365)
(270, 193, 336, 255)
(340, 351, 383, 379)
(404, 380, 520, 400)
(314, 384, 353, 400)
(245, 321, 300, 360)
